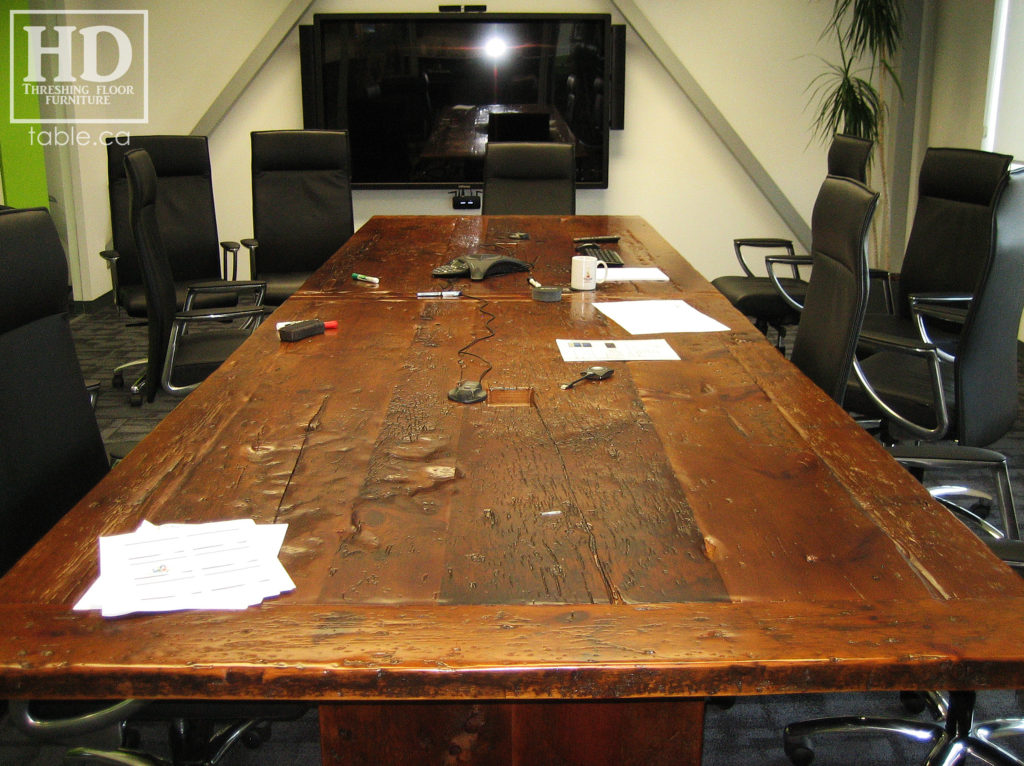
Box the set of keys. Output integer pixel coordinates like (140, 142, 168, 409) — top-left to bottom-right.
(560, 366, 615, 390)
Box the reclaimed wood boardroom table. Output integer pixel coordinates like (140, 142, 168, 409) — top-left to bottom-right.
(2, 215, 1024, 765)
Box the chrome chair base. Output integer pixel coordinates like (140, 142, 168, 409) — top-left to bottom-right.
(783, 692, 1024, 766)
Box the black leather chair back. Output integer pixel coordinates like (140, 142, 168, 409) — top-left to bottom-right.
(895, 148, 1013, 318)
(0, 208, 109, 575)
(106, 135, 224, 313)
(250, 130, 354, 277)
(955, 166, 1024, 446)
(827, 134, 872, 182)
(790, 176, 879, 404)
(482, 142, 576, 215)
(124, 148, 179, 400)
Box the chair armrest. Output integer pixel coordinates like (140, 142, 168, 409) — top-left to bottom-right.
(100, 250, 121, 308)
(183, 279, 266, 310)
(220, 240, 241, 281)
(8, 699, 149, 740)
(241, 238, 258, 279)
(851, 334, 950, 441)
(764, 254, 812, 312)
(913, 304, 968, 327)
(908, 292, 973, 304)
(174, 304, 267, 324)
(908, 292, 971, 363)
(86, 381, 100, 409)
(868, 269, 897, 314)
(857, 328, 940, 355)
(732, 238, 796, 279)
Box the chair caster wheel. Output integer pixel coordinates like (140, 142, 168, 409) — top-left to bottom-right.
(122, 725, 142, 750)
(113, 371, 124, 388)
(971, 500, 992, 519)
(241, 721, 272, 749)
(900, 690, 927, 714)
(129, 391, 143, 407)
(784, 736, 815, 766)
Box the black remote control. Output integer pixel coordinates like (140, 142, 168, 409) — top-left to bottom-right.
(279, 319, 325, 342)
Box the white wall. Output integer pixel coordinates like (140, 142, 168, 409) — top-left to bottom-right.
(61, 0, 837, 300)
(55, 0, 294, 300)
(208, 0, 832, 285)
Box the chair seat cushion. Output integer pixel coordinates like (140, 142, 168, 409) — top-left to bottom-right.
(859, 311, 961, 357)
(168, 329, 254, 389)
(712, 275, 806, 326)
(261, 272, 313, 306)
(119, 284, 239, 318)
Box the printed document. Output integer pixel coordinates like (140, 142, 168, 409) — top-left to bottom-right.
(557, 338, 680, 362)
(74, 519, 294, 617)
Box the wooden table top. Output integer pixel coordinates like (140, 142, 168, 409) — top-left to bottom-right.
(2, 215, 1023, 702)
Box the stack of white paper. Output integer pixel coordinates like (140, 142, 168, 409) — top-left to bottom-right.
(74, 519, 294, 617)
(602, 267, 670, 282)
(594, 299, 729, 334)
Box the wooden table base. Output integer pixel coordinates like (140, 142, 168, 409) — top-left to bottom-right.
(320, 698, 705, 766)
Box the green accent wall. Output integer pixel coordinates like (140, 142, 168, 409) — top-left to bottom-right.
(0, 0, 49, 208)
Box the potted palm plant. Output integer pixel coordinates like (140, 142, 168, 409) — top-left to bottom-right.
(809, 0, 905, 267)
(809, 0, 904, 143)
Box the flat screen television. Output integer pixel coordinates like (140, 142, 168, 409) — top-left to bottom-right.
(306, 13, 612, 189)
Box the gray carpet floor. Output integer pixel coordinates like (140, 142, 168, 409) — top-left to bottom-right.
(1, 303, 1023, 765)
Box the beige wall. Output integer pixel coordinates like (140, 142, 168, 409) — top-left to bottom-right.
(930, 0, 994, 149)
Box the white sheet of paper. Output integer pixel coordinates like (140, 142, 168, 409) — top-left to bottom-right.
(594, 300, 729, 335)
(602, 267, 670, 282)
(557, 338, 680, 362)
(74, 519, 294, 617)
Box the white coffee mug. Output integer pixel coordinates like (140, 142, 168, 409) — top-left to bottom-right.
(570, 255, 608, 291)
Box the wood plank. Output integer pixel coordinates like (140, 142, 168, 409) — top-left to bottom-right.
(4, 599, 1024, 701)
(320, 698, 705, 766)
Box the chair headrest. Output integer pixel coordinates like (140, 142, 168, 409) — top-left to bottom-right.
(0, 208, 68, 335)
(251, 130, 351, 174)
(919, 148, 1013, 206)
(106, 135, 211, 180)
(827, 134, 873, 183)
(485, 142, 575, 180)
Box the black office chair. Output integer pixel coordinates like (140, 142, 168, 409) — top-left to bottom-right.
(860, 148, 1014, 359)
(845, 163, 1023, 540)
(101, 135, 243, 318)
(241, 130, 354, 305)
(124, 148, 266, 404)
(783, 164, 1024, 766)
(481, 141, 576, 215)
(712, 134, 873, 351)
(0, 207, 110, 576)
(0, 207, 305, 765)
(785, 175, 878, 405)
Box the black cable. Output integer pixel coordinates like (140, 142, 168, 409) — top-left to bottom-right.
(455, 293, 496, 385)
